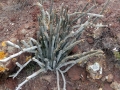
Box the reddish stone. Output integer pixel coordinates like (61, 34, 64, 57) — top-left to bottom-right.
(67, 65, 81, 81)
(96, 0, 105, 5)
(10, 16, 16, 22)
(86, 37, 94, 44)
(72, 45, 81, 54)
(67, 65, 86, 81)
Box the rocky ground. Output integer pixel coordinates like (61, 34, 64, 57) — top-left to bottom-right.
(0, 0, 120, 90)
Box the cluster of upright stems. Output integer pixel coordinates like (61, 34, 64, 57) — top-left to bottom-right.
(0, 1, 108, 90)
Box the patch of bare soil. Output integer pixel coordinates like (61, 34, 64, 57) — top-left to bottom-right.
(0, 0, 120, 90)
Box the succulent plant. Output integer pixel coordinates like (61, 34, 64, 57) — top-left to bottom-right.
(0, 1, 107, 90)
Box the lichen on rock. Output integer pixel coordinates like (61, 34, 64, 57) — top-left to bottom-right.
(86, 56, 106, 79)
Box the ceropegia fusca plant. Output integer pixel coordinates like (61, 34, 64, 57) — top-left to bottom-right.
(0, 0, 110, 90)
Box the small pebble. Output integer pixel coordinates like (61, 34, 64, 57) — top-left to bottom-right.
(106, 74, 114, 83)
(99, 88, 102, 90)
